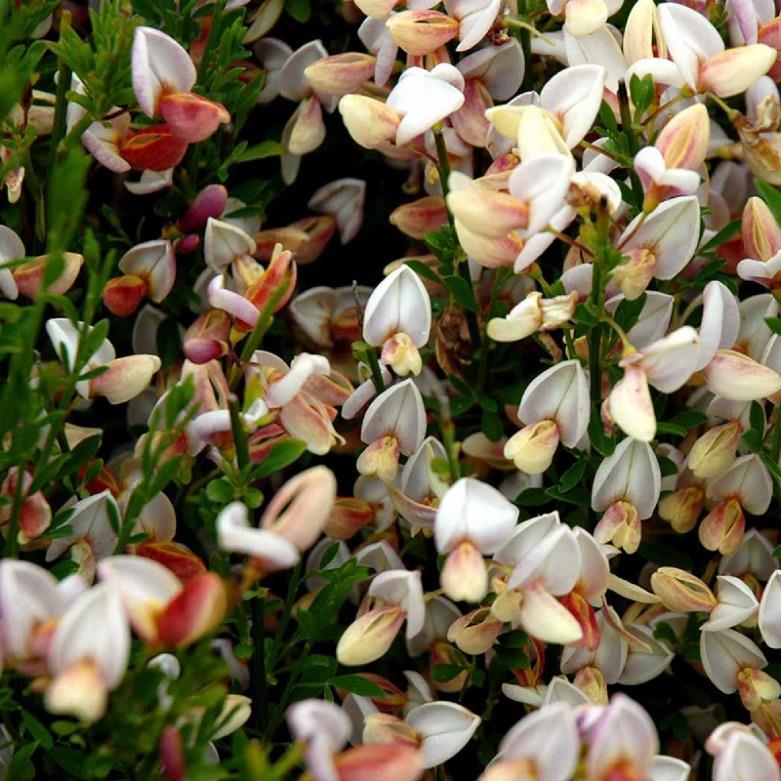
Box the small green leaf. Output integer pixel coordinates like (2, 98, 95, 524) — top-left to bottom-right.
(285, 0, 312, 22)
(443, 274, 478, 313)
(404, 259, 441, 282)
(431, 664, 464, 683)
(330, 675, 385, 696)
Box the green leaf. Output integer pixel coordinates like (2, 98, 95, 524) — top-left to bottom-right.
(330, 675, 385, 696)
(21, 709, 53, 749)
(404, 259, 440, 283)
(558, 458, 587, 492)
(698, 218, 741, 255)
(234, 140, 285, 163)
(442, 274, 478, 313)
(285, 0, 312, 22)
(638, 541, 693, 570)
(628, 73, 655, 117)
(481, 409, 504, 442)
(253, 439, 307, 479)
(767, 317, 781, 336)
(431, 664, 464, 683)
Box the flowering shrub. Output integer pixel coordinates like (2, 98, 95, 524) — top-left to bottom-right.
(7, 0, 781, 779)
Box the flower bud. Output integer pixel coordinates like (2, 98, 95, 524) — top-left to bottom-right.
(334, 744, 425, 781)
(103, 275, 148, 317)
(386, 11, 459, 56)
(699, 497, 746, 555)
(594, 500, 642, 554)
(338, 95, 400, 149)
(441, 541, 488, 603)
(447, 184, 529, 239)
(157, 573, 227, 647)
(650, 566, 717, 612)
(447, 607, 503, 654)
(336, 606, 406, 666)
(14, 253, 83, 299)
(688, 421, 741, 479)
(183, 309, 231, 364)
(389, 197, 448, 239)
(304, 53, 376, 96)
(177, 184, 228, 233)
(704, 350, 781, 401)
(89, 355, 161, 405)
(743, 196, 781, 261)
(287, 95, 325, 155)
(659, 485, 705, 533)
(700, 45, 776, 98)
(504, 420, 560, 475)
(656, 104, 709, 171)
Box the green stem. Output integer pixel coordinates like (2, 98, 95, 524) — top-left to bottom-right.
(771, 404, 781, 462)
(229, 395, 250, 470)
(364, 346, 386, 394)
(48, 11, 72, 179)
(251, 593, 267, 733)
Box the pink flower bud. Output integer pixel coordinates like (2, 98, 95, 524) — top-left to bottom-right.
(386, 11, 459, 56)
(699, 497, 745, 555)
(338, 95, 400, 149)
(742, 196, 781, 261)
(650, 566, 717, 612)
(594, 500, 642, 554)
(304, 53, 376, 96)
(389, 197, 448, 239)
(334, 744, 424, 781)
(704, 349, 781, 401)
(655, 103, 709, 171)
(178, 184, 228, 233)
(441, 540, 489, 603)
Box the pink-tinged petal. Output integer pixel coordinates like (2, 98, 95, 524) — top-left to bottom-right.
(700, 44, 776, 98)
(204, 218, 256, 273)
(518, 359, 590, 446)
(701, 628, 767, 693)
(207, 275, 259, 325)
(447, 172, 530, 238)
(370, 569, 425, 637)
(519, 582, 583, 644)
(455, 219, 524, 268)
(361, 379, 426, 454)
(216, 502, 300, 570)
(695, 281, 740, 370)
(591, 436, 661, 518)
(337, 606, 406, 665)
(12, 252, 82, 299)
(158, 91, 229, 142)
(496, 702, 579, 781)
(304, 52, 376, 97)
(132, 27, 197, 117)
(156, 572, 226, 647)
(574, 528, 610, 604)
(607, 365, 656, 442)
(658, 4, 724, 87)
(704, 349, 781, 401)
(261, 465, 337, 550)
(48, 583, 129, 691)
(435, 477, 518, 554)
(89, 355, 161, 405)
(286, 96, 326, 155)
(389, 197, 448, 239)
(334, 744, 425, 781)
(586, 694, 659, 777)
(118, 239, 176, 302)
(97, 555, 182, 643)
(539, 64, 606, 148)
(406, 702, 480, 768)
(441, 541, 488, 602)
(759, 570, 781, 647)
(743, 196, 781, 261)
(386, 10, 459, 56)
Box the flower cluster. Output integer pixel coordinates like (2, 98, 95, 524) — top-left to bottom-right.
(5, 0, 781, 778)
